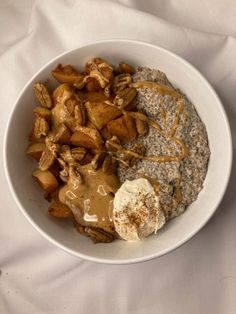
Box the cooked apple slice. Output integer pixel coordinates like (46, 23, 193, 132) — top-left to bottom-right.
(32, 170, 59, 192)
(28, 131, 45, 143)
(79, 151, 94, 165)
(107, 115, 137, 143)
(118, 62, 134, 75)
(50, 188, 60, 201)
(85, 120, 97, 130)
(76, 91, 110, 103)
(52, 64, 84, 87)
(53, 124, 72, 144)
(26, 142, 46, 161)
(49, 161, 62, 180)
(100, 125, 112, 140)
(85, 77, 103, 92)
(70, 126, 103, 150)
(48, 201, 73, 218)
(85, 101, 122, 130)
(52, 83, 73, 103)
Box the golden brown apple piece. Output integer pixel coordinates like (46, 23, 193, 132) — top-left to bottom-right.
(52, 123, 72, 144)
(83, 227, 115, 243)
(85, 77, 103, 92)
(52, 83, 73, 103)
(85, 101, 122, 130)
(76, 91, 110, 103)
(48, 201, 73, 218)
(49, 161, 63, 181)
(107, 115, 137, 143)
(79, 151, 94, 165)
(100, 125, 112, 140)
(118, 62, 134, 75)
(85, 120, 97, 130)
(51, 64, 84, 88)
(32, 170, 59, 192)
(135, 118, 149, 136)
(74, 103, 87, 126)
(26, 142, 46, 161)
(70, 126, 103, 150)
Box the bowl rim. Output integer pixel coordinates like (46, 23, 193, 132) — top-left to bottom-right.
(3, 38, 233, 264)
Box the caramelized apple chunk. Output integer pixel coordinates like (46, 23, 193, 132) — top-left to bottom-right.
(70, 126, 103, 150)
(26, 142, 46, 161)
(76, 91, 110, 103)
(106, 115, 137, 143)
(52, 124, 72, 144)
(52, 83, 73, 103)
(52, 64, 84, 88)
(118, 62, 134, 75)
(100, 125, 112, 140)
(85, 101, 122, 130)
(48, 201, 73, 218)
(32, 170, 59, 192)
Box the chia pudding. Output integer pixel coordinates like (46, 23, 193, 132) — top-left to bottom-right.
(118, 66, 210, 220)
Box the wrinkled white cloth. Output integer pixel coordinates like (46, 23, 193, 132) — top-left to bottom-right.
(0, 1, 236, 313)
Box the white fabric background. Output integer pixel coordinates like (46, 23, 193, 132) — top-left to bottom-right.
(0, 1, 236, 313)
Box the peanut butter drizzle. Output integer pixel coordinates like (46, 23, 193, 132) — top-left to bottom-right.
(166, 99, 185, 138)
(174, 184, 182, 204)
(137, 174, 161, 194)
(159, 107, 167, 130)
(123, 111, 163, 132)
(51, 89, 74, 131)
(171, 177, 182, 205)
(128, 83, 187, 205)
(59, 164, 120, 235)
(121, 86, 188, 164)
(131, 81, 182, 99)
(107, 137, 188, 163)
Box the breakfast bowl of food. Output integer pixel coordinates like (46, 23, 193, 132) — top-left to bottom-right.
(4, 39, 232, 264)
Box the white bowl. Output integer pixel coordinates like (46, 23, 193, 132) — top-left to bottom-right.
(4, 39, 232, 264)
